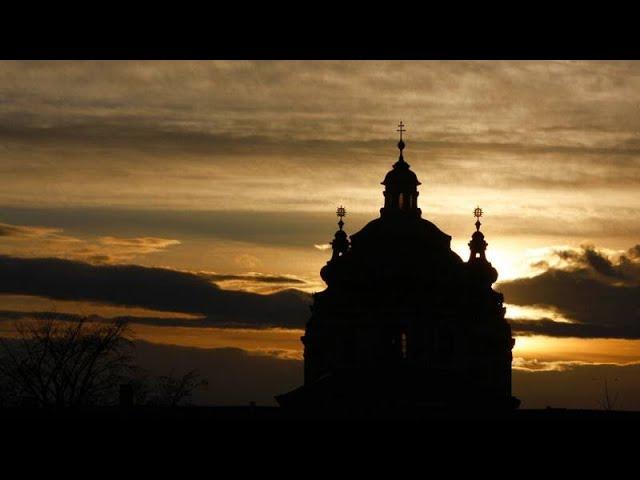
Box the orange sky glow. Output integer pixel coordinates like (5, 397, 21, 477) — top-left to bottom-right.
(1, 61, 640, 408)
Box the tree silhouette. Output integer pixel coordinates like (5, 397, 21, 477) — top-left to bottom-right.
(0, 316, 135, 407)
(146, 370, 208, 407)
(600, 377, 621, 411)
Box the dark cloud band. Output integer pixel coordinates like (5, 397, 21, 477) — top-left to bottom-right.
(500, 244, 640, 339)
(0, 255, 311, 329)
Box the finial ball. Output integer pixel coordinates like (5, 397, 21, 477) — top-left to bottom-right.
(336, 205, 346, 218)
(473, 206, 483, 219)
(398, 139, 405, 151)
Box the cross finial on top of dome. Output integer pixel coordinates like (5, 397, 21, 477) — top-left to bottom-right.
(396, 121, 406, 152)
(336, 205, 346, 230)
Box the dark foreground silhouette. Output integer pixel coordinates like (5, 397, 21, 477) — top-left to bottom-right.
(2, 405, 640, 422)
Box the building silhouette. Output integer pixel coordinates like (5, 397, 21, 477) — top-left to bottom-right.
(277, 124, 518, 411)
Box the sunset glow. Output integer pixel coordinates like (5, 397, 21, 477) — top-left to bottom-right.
(1, 60, 640, 408)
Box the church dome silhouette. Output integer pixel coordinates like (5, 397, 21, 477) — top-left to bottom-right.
(277, 124, 518, 412)
(381, 156, 421, 188)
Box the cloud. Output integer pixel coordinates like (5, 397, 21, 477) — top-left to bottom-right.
(0, 222, 64, 238)
(512, 358, 622, 372)
(93, 236, 181, 260)
(0, 206, 367, 250)
(0, 255, 311, 328)
(510, 318, 640, 339)
(2, 61, 640, 244)
(0, 309, 202, 330)
(4, 238, 640, 337)
(0, 219, 182, 263)
(501, 244, 640, 339)
(538, 244, 640, 284)
(98, 236, 180, 251)
(628, 245, 640, 259)
(198, 272, 306, 285)
(196, 271, 309, 295)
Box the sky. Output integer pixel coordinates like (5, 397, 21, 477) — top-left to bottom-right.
(1, 60, 640, 409)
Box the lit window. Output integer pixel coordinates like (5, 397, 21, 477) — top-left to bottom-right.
(400, 332, 407, 359)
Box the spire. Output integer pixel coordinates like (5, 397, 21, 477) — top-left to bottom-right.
(336, 205, 346, 231)
(397, 121, 406, 163)
(331, 205, 349, 259)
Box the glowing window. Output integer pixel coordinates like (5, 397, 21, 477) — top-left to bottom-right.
(400, 332, 408, 359)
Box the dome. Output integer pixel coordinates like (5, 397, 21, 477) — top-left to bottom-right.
(471, 230, 485, 241)
(325, 214, 465, 299)
(334, 229, 348, 240)
(350, 215, 450, 251)
(469, 229, 488, 255)
(381, 159, 421, 187)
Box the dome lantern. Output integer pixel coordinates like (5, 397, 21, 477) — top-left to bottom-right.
(380, 122, 422, 218)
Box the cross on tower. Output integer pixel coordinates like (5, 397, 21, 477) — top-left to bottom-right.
(336, 205, 346, 230)
(397, 121, 406, 141)
(473, 206, 483, 231)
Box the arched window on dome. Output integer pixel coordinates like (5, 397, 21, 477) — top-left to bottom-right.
(398, 193, 405, 209)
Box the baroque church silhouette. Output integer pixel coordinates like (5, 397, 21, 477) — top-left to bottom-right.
(277, 123, 519, 411)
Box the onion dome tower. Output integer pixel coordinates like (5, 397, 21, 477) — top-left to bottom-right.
(276, 123, 517, 412)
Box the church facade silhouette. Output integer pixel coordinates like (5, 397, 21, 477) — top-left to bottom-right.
(277, 124, 518, 411)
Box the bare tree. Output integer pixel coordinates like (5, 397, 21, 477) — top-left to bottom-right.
(0, 316, 135, 407)
(146, 370, 208, 407)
